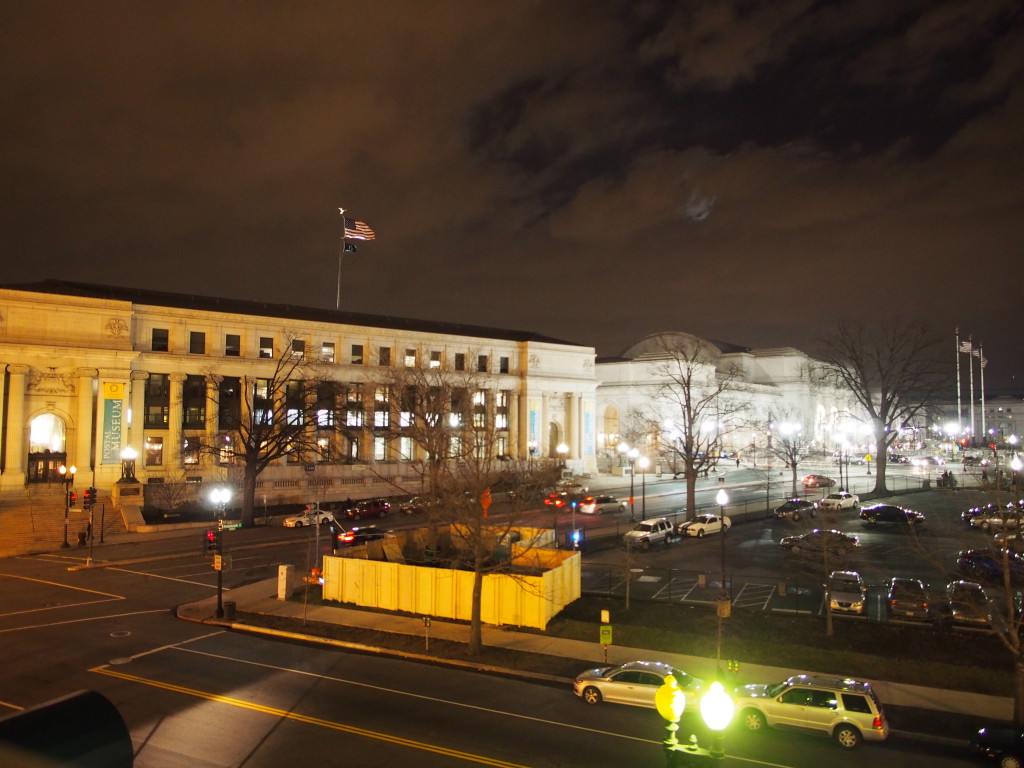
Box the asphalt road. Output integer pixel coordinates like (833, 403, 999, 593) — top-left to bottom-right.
(0, 462, 1003, 766)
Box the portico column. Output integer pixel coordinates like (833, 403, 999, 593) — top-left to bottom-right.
(129, 371, 148, 467)
(2, 364, 29, 486)
(205, 377, 219, 467)
(168, 373, 187, 469)
(541, 392, 550, 457)
(566, 393, 578, 459)
(76, 369, 98, 472)
(507, 390, 519, 457)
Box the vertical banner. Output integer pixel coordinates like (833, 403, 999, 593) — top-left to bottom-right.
(529, 402, 539, 446)
(101, 382, 124, 464)
(583, 405, 594, 457)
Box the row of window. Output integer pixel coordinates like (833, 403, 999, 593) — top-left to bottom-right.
(146, 433, 511, 467)
(143, 374, 511, 431)
(151, 329, 512, 373)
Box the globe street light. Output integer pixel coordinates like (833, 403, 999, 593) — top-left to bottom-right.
(628, 447, 640, 521)
(715, 488, 730, 670)
(210, 486, 232, 619)
(58, 464, 76, 549)
(656, 676, 734, 764)
(556, 442, 569, 470)
(637, 456, 650, 517)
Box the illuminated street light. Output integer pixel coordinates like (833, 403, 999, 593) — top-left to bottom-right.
(58, 464, 76, 549)
(628, 447, 640, 521)
(656, 676, 735, 764)
(637, 456, 650, 517)
(556, 442, 569, 469)
(209, 486, 232, 619)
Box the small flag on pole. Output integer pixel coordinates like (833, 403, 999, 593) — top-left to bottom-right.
(344, 243, 357, 253)
(343, 217, 376, 241)
(959, 340, 973, 354)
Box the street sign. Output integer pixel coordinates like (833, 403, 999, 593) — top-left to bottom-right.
(599, 625, 613, 645)
(213, 555, 222, 571)
(221, 521, 242, 530)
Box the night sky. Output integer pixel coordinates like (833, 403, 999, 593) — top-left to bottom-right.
(2, 2, 1022, 388)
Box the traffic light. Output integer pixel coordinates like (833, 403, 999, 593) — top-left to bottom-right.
(83, 487, 96, 510)
(205, 529, 218, 552)
(67, 491, 77, 507)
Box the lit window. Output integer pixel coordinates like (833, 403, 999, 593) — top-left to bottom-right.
(321, 342, 335, 363)
(429, 351, 441, 369)
(260, 337, 274, 358)
(404, 348, 417, 367)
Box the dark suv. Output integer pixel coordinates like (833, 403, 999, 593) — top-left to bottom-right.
(346, 498, 391, 520)
(774, 499, 817, 521)
(859, 504, 925, 527)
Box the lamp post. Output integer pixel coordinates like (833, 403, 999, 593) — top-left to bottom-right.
(119, 446, 137, 481)
(527, 440, 538, 465)
(210, 487, 232, 619)
(715, 488, 730, 671)
(656, 676, 734, 765)
(58, 464, 76, 549)
(638, 456, 650, 517)
(556, 442, 569, 470)
(628, 447, 639, 521)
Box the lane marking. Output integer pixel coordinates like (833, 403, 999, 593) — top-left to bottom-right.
(0, 609, 167, 634)
(91, 666, 537, 768)
(106, 567, 223, 589)
(0, 573, 125, 599)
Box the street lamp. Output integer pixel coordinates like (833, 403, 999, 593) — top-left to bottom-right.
(556, 442, 569, 470)
(656, 676, 734, 765)
(119, 446, 137, 481)
(637, 456, 650, 517)
(715, 488, 730, 673)
(210, 487, 232, 619)
(58, 464, 76, 549)
(527, 440, 538, 463)
(628, 447, 640, 521)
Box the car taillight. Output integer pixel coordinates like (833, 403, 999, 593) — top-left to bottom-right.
(872, 716, 884, 730)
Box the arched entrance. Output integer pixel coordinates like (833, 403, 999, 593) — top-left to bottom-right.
(27, 413, 68, 483)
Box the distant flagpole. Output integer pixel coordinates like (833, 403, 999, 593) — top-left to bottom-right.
(336, 207, 376, 310)
(955, 329, 963, 433)
(968, 336, 975, 443)
(979, 343, 987, 442)
(337, 207, 346, 309)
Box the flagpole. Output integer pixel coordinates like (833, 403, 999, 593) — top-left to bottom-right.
(337, 207, 347, 310)
(969, 336, 976, 445)
(956, 328, 963, 434)
(980, 344, 987, 443)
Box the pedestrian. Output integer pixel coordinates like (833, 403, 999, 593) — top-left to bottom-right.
(735, 457, 740, 468)
(982, 468, 989, 482)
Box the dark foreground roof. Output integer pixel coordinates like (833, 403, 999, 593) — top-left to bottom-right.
(1, 280, 582, 347)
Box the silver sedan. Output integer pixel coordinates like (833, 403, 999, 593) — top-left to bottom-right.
(573, 660, 703, 709)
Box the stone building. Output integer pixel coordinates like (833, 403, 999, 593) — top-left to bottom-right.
(0, 281, 597, 508)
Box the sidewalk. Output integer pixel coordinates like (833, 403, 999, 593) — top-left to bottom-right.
(176, 576, 1013, 731)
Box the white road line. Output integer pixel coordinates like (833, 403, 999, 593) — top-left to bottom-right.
(107, 567, 223, 589)
(0, 608, 168, 634)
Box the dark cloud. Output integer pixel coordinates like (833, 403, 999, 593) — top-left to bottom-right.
(1, 0, 1021, 386)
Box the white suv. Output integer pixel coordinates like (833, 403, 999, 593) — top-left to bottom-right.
(735, 674, 889, 749)
(623, 518, 674, 550)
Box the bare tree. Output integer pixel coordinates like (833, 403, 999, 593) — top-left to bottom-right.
(372, 358, 551, 655)
(818, 320, 946, 495)
(649, 335, 750, 520)
(196, 336, 330, 527)
(763, 412, 815, 497)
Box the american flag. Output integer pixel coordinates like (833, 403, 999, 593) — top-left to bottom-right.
(959, 339, 973, 354)
(344, 217, 376, 241)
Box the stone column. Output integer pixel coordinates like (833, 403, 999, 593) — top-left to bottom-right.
(205, 377, 219, 467)
(168, 373, 187, 469)
(76, 369, 98, 471)
(541, 392, 550, 457)
(129, 371, 149, 466)
(566, 393, 578, 459)
(2, 364, 29, 486)
(507, 389, 519, 457)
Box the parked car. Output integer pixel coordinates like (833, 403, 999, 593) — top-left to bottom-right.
(971, 509, 1023, 532)
(946, 579, 992, 626)
(819, 492, 860, 512)
(957, 549, 1024, 584)
(734, 674, 889, 748)
(803, 474, 836, 488)
(994, 532, 1024, 554)
(912, 455, 944, 467)
(395, 495, 435, 515)
(970, 725, 1024, 768)
(573, 660, 704, 709)
(780, 529, 860, 555)
(345, 498, 391, 520)
(623, 518, 674, 550)
(774, 499, 818, 521)
(888, 454, 910, 464)
(336, 525, 388, 547)
(577, 495, 626, 515)
(544, 492, 570, 508)
(827, 570, 867, 615)
(963, 503, 1001, 525)
(676, 513, 731, 538)
(885, 577, 931, 621)
(283, 504, 336, 527)
(859, 504, 925, 527)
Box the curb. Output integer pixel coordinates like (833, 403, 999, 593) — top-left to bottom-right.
(175, 606, 572, 686)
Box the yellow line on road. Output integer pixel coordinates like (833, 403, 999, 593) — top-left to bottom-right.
(91, 666, 536, 768)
